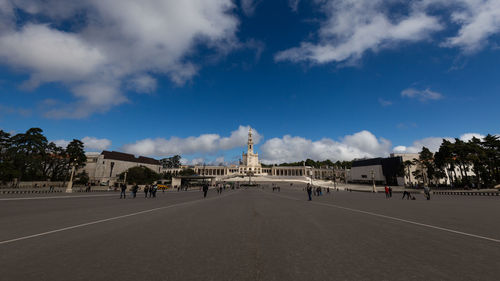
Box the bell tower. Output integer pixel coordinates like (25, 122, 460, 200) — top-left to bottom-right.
(247, 128, 254, 154)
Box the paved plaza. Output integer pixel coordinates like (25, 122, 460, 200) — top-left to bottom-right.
(1, 183, 499, 281)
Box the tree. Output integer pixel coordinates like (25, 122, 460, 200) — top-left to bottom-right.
(66, 139, 87, 168)
(0, 130, 16, 183)
(75, 171, 89, 185)
(119, 166, 160, 185)
(9, 128, 48, 181)
(403, 160, 413, 186)
(160, 155, 181, 168)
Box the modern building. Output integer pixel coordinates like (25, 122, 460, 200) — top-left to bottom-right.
(350, 156, 404, 186)
(82, 151, 161, 186)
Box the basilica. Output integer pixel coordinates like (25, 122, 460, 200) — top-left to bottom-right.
(81, 128, 343, 186)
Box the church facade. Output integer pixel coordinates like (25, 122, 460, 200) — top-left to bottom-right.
(165, 128, 347, 181)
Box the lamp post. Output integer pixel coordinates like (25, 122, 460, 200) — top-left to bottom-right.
(370, 169, 377, 193)
(66, 159, 77, 193)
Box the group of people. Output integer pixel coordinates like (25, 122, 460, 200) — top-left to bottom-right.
(384, 185, 393, 198)
(272, 184, 280, 192)
(119, 183, 158, 199)
(143, 184, 158, 198)
(305, 184, 331, 200)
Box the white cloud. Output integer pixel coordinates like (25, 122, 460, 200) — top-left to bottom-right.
(127, 75, 157, 94)
(240, 0, 259, 16)
(459, 133, 486, 141)
(276, 0, 500, 65)
(82, 136, 112, 151)
(393, 137, 451, 154)
(275, 0, 443, 64)
(401, 88, 443, 102)
(122, 125, 261, 157)
(423, 0, 500, 52)
(0, 0, 239, 118)
(53, 139, 70, 148)
(52, 136, 111, 151)
(259, 130, 392, 163)
(393, 132, 490, 153)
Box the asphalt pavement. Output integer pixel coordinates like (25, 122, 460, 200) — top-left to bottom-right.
(1, 185, 499, 281)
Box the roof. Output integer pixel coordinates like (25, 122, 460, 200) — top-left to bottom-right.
(101, 151, 160, 165)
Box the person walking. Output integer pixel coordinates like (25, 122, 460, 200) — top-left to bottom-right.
(148, 185, 154, 198)
(402, 190, 411, 200)
(389, 186, 393, 198)
(152, 184, 157, 198)
(132, 183, 139, 198)
(384, 186, 389, 198)
(306, 183, 312, 201)
(423, 186, 431, 200)
(144, 185, 149, 198)
(120, 183, 127, 199)
(202, 183, 209, 198)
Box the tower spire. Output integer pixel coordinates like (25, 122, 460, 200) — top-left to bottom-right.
(247, 127, 253, 154)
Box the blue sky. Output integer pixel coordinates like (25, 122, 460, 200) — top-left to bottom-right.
(0, 0, 499, 164)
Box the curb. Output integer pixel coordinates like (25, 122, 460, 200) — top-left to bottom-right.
(433, 191, 499, 196)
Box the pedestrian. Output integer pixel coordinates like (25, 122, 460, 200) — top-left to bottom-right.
(389, 186, 393, 198)
(120, 183, 127, 199)
(327, 187, 330, 194)
(132, 183, 139, 198)
(202, 183, 209, 198)
(152, 184, 157, 198)
(148, 185, 154, 198)
(423, 186, 431, 200)
(317, 186, 322, 196)
(384, 186, 389, 198)
(306, 183, 312, 201)
(144, 185, 149, 198)
(402, 190, 411, 200)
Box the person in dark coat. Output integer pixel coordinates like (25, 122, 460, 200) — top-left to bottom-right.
(306, 183, 312, 201)
(120, 183, 127, 199)
(144, 185, 149, 198)
(202, 183, 209, 198)
(152, 184, 157, 198)
(132, 183, 139, 198)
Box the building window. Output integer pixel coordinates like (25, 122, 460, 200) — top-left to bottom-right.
(361, 175, 367, 179)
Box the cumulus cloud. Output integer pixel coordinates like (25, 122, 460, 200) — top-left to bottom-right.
(392, 132, 490, 153)
(401, 88, 443, 102)
(122, 125, 261, 157)
(52, 137, 111, 151)
(0, 0, 239, 118)
(81, 137, 112, 151)
(259, 130, 392, 163)
(275, 0, 443, 64)
(275, 0, 500, 65)
(423, 0, 500, 52)
(392, 137, 451, 154)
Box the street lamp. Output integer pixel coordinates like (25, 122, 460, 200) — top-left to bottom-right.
(370, 169, 377, 193)
(66, 158, 77, 193)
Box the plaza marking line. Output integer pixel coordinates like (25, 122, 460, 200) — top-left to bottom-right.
(0, 190, 201, 201)
(0, 191, 237, 245)
(268, 192, 500, 244)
